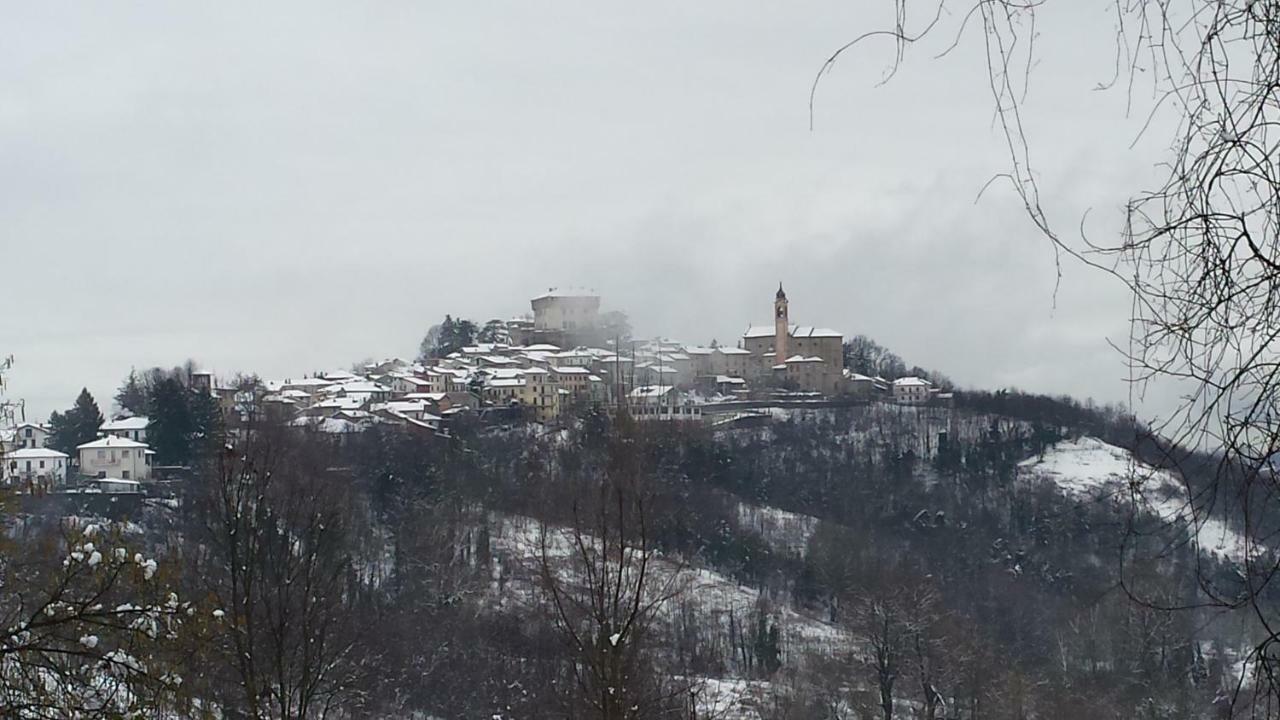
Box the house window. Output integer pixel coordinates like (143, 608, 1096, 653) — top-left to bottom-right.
(97, 450, 105, 459)
(122, 450, 130, 458)
(121, 471, 130, 480)
(38, 460, 45, 469)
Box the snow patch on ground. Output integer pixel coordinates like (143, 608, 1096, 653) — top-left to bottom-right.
(736, 503, 819, 557)
(688, 677, 776, 719)
(486, 513, 852, 665)
(1019, 437, 1250, 562)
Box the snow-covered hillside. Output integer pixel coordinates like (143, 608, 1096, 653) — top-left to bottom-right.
(735, 503, 819, 557)
(1018, 437, 1250, 562)
(484, 512, 849, 718)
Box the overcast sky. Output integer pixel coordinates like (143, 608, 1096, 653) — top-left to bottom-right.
(2, 2, 1177, 422)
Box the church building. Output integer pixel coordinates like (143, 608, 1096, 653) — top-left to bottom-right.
(741, 284, 845, 394)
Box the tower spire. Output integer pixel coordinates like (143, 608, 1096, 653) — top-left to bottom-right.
(774, 283, 789, 362)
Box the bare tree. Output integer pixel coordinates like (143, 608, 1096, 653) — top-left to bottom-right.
(907, 584, 945, 720)
(0, 356, 190, 718)
(847, 585, 913, 720)
(190, 418, 372, 718)
(537, 418, 693, 719)
(815, 0, 1280, 706)
(0, 522, 190, 718)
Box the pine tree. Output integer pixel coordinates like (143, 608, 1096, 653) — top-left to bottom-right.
(147, 376, 194, 466)
(46, 389, 105, 456)
(146, 374, 222, 466)
(114, 370, 148, 417)
(438, 315, 457, 356)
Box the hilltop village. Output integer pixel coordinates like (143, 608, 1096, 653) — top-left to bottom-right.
(2, 285, 950, 490)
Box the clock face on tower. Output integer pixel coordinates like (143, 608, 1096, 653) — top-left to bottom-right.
(776, 305, 786, 318)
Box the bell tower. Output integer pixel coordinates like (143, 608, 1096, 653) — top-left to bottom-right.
(774, 283, 789, 361)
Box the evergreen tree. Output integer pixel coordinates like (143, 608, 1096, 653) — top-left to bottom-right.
(114, 370, 148, 417)
(438, 315, 457, 355)
(147, 376, 194, 466)
(146, 374, 222, 466)
(452, 318, 477, 350)
(46, 389, 105, 456)
(417, 324, 442, 363)
(476, 319, 507, 344)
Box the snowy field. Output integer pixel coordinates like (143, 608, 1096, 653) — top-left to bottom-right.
(735, 503, 819, 557)
(1018, 437, 1251, 562)
(486, 512, 852, 667)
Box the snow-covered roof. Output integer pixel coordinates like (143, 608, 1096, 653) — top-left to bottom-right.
(715, 347, 751, 355)
(371, 401, 431, 414)
(486, 378, 525, 388)
(522, 343, 561, 351)
(262, 395, 298, 405)
(531, 289, 599, 301)
(743, 324, 842, 339)
(5, 447, 68, 459)
(271, 377, 335, 392)
(77, 436, 148, 450)
(404, 392, 447, 401)
(551, 366, 590, 375)
(893, 376, 932, 387)
(313, 396, 365, 410)
(486, 368, 526, 380)
(714, 375, 747, 385)
(629, 386, 675, 399)
(101, 416, 150, 432)
(291, 417, 363, 434)
(331, 381, 389, 394)
(90, 477, 141, 486)
(784, 355, 824, 364)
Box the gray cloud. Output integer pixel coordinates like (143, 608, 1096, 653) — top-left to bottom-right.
(2, 1, 1176, 422)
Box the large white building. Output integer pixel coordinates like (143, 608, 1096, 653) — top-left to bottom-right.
(742, 285, 845, 394)
(3, 448, 69, 488)
(77, 436, 153, 481)
(3, 422, 50, 451)
(100, 416, 149, 443)
(892, 376, 933, 405)
(531, 290, 600, 332)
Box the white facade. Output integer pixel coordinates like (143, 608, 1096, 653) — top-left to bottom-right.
(892, 377, 933, 405)
(531, 291, 600, 331)
(626, 386, 702, 422)
(100, 416, 149, 443)
(77, 436, 152, 481)
(88, 478, 143, 494)
(3, 448, 69, 487)
(8, 423, 50, 450)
